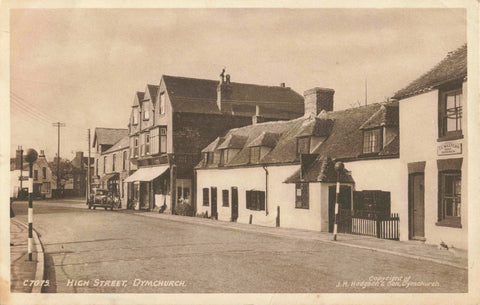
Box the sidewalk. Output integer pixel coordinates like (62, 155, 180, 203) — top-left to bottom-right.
(129, 210, 468, 270)
(10, 220, 42, 293)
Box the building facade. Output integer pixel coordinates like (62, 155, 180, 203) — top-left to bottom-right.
(126, 73, 305, 213)
(393, 44, 467, 249)
(70, 151, 94, 197)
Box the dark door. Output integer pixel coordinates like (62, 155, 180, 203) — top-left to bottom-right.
(211, 187, 217, 219)
(231, 187, 238, 222)
(328, 185, 352, 233)
(409, 173, 425, 239)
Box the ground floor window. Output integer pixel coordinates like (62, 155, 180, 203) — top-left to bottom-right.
(222, 189, 229, 207)
(295, 183, 309, 209)
(439, 171, 461, 224)
(246, 190, 265, 211)
(203, 188, 209, 206)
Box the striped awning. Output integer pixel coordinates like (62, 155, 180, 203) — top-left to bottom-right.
(124, 165, 169, 183)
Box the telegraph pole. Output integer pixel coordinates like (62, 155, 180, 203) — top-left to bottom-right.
(52, 122, 65, 190)
(87, 129, 91, 204)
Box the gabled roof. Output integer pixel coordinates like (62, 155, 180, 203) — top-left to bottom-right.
(393, 44, 467, 100)
(284, 157, 355, 184)
(145, 84, 159, 103)
(102, 135, 130, 154)
(197, 101, 399, 169)
(162, 75, 304, 118)
(359, 102, 399, 130)
(133, 91, 145, 107)
(93, 128, 128, 147)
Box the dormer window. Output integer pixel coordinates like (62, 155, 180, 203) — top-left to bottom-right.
(249, 146, 261, 163)
(297, 136, 310, 155)
(363, 128, 382, 154)
(204, 152, 214, 165)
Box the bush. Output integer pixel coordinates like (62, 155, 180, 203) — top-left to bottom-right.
(174, 202, 194, 216)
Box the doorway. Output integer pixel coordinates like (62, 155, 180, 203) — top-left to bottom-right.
(231, 187, 238, 222)
(210, 187, 217, 219)
(409, 173, 425, 239)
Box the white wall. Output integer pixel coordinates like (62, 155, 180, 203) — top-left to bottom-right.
(399, 83, 467, 249)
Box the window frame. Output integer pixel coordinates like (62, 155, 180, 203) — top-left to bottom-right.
(437, 170, 462, 228)
(132, 107, 139, 125)
(112, 154, 116, 171)
(295, 183, 309, 209)
(202, 188, 209, 206)
(246, 190, 265, 211)
(34, 169, 38, 181)
(249, 146, 261, 163)
(143, 102, 150, 121)
(296, 136, 311, 155)
(222, 189, 229, 207)
(362, 128, 383, 154)
(439, 87, 463, 140)
(160, 127, 167, 153)
(160, 92, 166, 115)
(42, 167, 47, 179)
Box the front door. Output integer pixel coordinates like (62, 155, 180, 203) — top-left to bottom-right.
(409, 173, 425, 239)
(231, 187, 238, 222)
(210, 187, 217, 219)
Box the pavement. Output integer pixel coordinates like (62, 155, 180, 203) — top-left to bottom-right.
(9, 198, 468, 293)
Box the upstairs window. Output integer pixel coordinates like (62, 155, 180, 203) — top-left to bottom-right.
(205, 152, 214, 165)
(112, 154, 116, 171)
(123, 151, 127, 170)
(439, 88, 462, 139)
(246, 190, 265, 211)
(295, 183, 309, 209)
(249, 146, 261, 163)
(143, 103, 150, 120)
(297, 137, 310, 155)
(145, 133, 150, 155)
(160, 93, 166, 115)
(160, 127, 167, 153)
(42, 167, 47, 179)
(363, 128, 382, 154)
(133, 108, 139, 125)
(34, 170, 38, 180)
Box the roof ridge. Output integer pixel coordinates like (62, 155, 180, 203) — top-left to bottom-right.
(95, 127, 128, 130)
(162, 74, 296, 89)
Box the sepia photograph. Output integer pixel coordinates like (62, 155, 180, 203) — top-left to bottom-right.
(1, 1, 479, 304)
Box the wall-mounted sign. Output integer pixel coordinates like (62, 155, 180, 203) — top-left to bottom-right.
(437, 142, 462, 156)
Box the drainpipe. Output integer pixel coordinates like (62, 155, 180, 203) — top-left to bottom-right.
(262, 165, 269, 216)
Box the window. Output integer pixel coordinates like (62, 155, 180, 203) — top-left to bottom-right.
(143, 103, 150, 120)
(133, 108, 139, 125)
(160, 93, 166, 114)
(121, 181, 124, 198)
(145, 133, 150, 154)
(42, 167, 47, 179)
(160, 127, 167, 153)
(177, 187, 183, 200)
(134, 137, 139, 157)
(205, 152, 214, 164)
(363, 129, 382, 154)
(220, 149, 226, 165)
(96, 159, 98, 176)
(295, 183, 309, 209)
(43, 182, 51, 193)
(249, 147, 261, 163)
(123, 151, 127, 170)
(297, 137, 310, 155)
(439, 171, 461, 225)
(34, 170, 38, 180)
(203, 188, 209, 206)
(112, 154, 116, 171)
(222, 189, 229, 206)
(439, 88, 462, 139)
(246, 190, 265, 211)
(103, 156, 106, 173)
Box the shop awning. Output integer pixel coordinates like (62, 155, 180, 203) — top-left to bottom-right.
(124, 165, 169, 183)
(98, 172, 119, 183)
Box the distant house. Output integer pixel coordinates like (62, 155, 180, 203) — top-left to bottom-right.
(195, 87, 400, 232)
(10, 149, 56, 199)
(392, 44, 467, 249)
(71, 151, 94, 197)
(99, 135, 132, 208)
(125, 73, 304, 212)
(92, 127, 129, 188)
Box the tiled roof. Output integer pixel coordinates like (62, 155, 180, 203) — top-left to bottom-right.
(94, 128, 128, 146)
(217, 134, 248, 150)
(162, 75, 304, 118)
(284, 157, 355, 184)
(146, 84, 159, 102)
(133, 92, 145, 106)
(201, 137, 224, 153)
(102, 135, 130, 154)
(359, 102, 398, 130)
(247, 132, 281, 148)
(197, 101, 399, 169)
(393, 44, 467, 100)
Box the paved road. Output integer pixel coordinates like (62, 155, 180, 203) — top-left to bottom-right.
(11, 200, 467, 293)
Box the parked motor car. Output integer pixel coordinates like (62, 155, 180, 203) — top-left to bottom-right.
(88, 189, 119, 211)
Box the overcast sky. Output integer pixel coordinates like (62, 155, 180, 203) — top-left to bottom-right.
(10, 8, 466, 161)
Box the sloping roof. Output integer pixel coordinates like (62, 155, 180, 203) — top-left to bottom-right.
(197, 101, 399, 169)
(393, 44, 467, 100)
(217, 134, 248, 150)
(102, 135, 130, 154)
(94, 128, 128, 146)
(247, 132, 281, 148)
(162, 75, 304, 118)
(379, 136, 399, 156)
(359, 102, 399, 130)
(146, 84, 159, 102)
(133, 92, 145, 106)
(201, 137, 224, 153)
(284, 157, 355, 184)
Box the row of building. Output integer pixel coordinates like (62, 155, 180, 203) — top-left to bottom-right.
(92, 45, 467, 249)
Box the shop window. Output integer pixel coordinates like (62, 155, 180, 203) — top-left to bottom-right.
(177, 187, 183, 200)
(246, 190, 265, 211)
(295, 183, 309, 209)
(42, 167, 47, 179)
(249, 146, 261, 163)
(183, 188, 190, 202)
(297, 136, 310, 155)
(363, 128, 382, 154)
(222, 189, 229, 207)
(439, 87, 462, 140)
(203, 188, 209, 206)
(438, 171, 461, 227)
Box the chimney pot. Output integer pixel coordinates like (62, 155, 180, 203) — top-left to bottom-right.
(226, 74, 230, 84)
(303, 87, 335, 116)
(280, 83, 285, 87)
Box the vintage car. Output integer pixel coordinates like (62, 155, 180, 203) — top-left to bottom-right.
(88, 189, 119, 211)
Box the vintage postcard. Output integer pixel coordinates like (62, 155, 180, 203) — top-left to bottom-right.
(1, 0, 479, 304)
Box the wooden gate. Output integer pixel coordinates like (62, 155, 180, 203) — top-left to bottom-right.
(337, 208, 400, 240)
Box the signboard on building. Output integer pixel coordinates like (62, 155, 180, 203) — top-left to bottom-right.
(437, 142, 462, 156)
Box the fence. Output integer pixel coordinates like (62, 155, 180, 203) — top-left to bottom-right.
(337, 208, 400, 240)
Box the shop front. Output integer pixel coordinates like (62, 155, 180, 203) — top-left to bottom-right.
(125, 165, 170, 211)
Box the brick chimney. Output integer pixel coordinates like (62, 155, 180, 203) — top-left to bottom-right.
(304, 87, 334, 116)
(217, 70, 232, 112)
(39, 150, 45, 157)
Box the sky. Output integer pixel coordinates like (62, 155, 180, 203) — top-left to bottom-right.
(9, 8, 466, 161)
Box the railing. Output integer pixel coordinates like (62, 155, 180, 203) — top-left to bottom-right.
(338, 208, 400, 240)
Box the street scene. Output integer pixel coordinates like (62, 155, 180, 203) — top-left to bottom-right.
(5, 5, 476, 304)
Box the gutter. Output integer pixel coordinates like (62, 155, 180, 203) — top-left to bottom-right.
(262, 165, 269, 216)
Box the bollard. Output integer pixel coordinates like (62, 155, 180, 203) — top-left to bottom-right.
(25, 149, 38, 261)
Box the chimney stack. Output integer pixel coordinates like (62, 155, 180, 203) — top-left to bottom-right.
(280, 82, 285, 87)
(15, 147, 23, 170)
(252, 105, 265, 125)
(217, 69, 232, 112)
(39, 150, 45, 157)
(303, 87, 334, 116)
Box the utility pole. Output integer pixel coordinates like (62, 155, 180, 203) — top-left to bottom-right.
(52, 122, 66, 190)
(87, 129, 91, 204)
